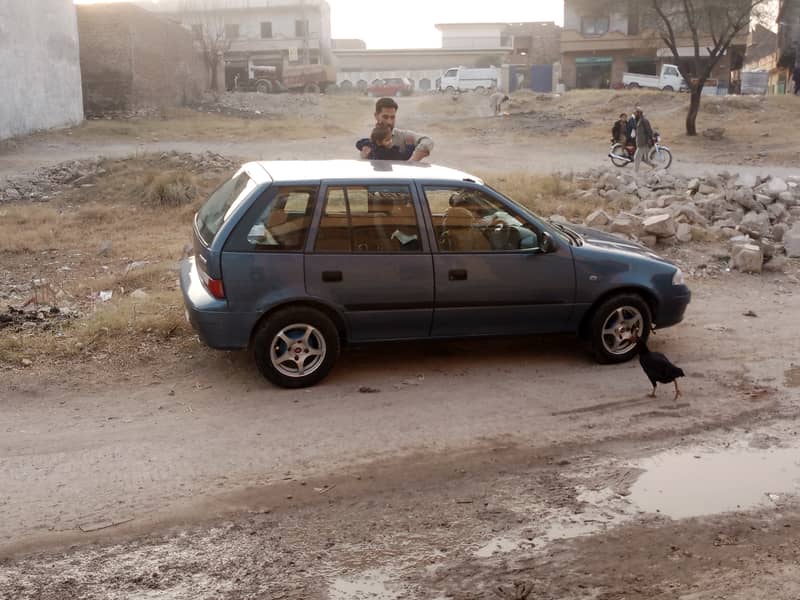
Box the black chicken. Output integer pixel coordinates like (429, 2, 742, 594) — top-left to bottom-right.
(631, 336, 685, 402)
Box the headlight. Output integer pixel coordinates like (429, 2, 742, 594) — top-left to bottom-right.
(672, 269, 685, 286)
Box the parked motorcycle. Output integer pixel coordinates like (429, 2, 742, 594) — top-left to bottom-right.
(609, 132, 672, 170)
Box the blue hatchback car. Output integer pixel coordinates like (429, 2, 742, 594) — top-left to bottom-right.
(181, 160, 690, 388)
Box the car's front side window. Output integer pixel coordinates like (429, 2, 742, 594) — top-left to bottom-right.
(314, 184, 422, 253)
(423, 186, 541, 253)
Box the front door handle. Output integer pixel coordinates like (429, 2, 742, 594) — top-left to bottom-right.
(322, 270, 342, 282)
(448, 269, 467, 281)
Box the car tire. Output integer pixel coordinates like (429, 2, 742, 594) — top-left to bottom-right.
(662, 85, 674, 92)
(304, 83, 320, 94)
(253, 307, 340, 388)
(256, 80, 272, 94)
(589, 294, 651, 364)
(628, 82, 640, 89)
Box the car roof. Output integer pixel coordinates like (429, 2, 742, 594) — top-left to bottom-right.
(245, 160, 485, 185)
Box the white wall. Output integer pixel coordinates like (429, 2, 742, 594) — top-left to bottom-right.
(0, 0, 84, 140)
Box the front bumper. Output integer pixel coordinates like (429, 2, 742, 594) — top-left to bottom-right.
(655, 286, 691, 328)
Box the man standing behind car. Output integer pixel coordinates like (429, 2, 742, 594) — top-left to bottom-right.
(359, 97, 434, 161)
(633, 105, 655, 173)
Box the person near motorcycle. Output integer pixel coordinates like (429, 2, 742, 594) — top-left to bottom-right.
(633, 106, 655, 173)
(611, 113, 628, 144)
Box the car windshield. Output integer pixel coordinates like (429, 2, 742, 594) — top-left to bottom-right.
(196, 170, 257, 245)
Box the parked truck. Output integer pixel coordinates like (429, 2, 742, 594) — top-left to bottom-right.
(239, 60, 336, 94)
(622, 64, 687, 92)
(438, 66, 500, 93)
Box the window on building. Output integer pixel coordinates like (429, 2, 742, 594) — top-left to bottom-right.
(260, 22, 272, 38)
(581, 16, 610, 35)
(225, 23, 240, 39)
(295, 19, 309, 37)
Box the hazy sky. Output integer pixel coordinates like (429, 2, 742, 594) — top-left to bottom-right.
(74, 0, 565, 49)
(327, 0, 564, 49)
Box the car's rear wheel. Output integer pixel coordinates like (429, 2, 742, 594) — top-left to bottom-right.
(590, 294, 651, 364)
(256, 80, 272, 94)
(474, 86, 485, 94)
(253, 307, 340, 388)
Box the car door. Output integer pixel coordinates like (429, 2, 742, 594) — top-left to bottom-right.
(420, 184, 577, 338)
(304, 181, 434, 342)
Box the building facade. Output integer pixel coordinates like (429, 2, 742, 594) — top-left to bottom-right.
(0, 0, 83, 140)
(777, 0, 800, 92)
(141, 0, 332, 90)
(560, 0, 746, 92)
(78, 3, 210, 114)
(334, 22, 561, 93)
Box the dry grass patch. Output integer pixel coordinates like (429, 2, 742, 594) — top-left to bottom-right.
(0, 290, 189, 366)
(482, 172, 606, 221)
(67, 108, 347, 141)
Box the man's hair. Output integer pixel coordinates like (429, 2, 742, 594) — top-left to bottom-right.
(375, 97, 399, 113)
(371, 124, 393, 144)
(619, 113, 627, 118)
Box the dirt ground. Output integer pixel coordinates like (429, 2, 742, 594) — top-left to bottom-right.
(1, 90, 800, 599)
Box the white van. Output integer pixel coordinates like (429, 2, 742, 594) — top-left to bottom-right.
(439, 66, 499, 93)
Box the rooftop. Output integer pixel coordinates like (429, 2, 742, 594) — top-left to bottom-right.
(244, 160, 483, 185)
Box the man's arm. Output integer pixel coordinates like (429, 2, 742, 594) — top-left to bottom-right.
(397, 129, 434, 161)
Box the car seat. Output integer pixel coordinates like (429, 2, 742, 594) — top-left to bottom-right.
(440, 206, 491, 252)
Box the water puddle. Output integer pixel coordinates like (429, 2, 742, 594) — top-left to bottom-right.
(475, 536, 523, 558)
(630, 444, 800, 519)
(785, 366, 800, 388)
(329, 568, 403, 600)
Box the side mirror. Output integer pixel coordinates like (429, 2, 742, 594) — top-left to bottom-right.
(541, 231, 556, 253)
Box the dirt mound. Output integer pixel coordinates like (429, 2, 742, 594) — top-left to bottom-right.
(466, 111, 587, 137)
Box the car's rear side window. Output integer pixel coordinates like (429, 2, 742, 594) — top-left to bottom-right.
(197, 171, 256, 245)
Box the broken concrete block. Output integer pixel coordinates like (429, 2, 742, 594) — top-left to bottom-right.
(766, 177, 788, 197)
(676, 222, 693, 243)
(738, 211, 771, 239)
(730, 243, 763, 273)
(784, 224, 800, 258)
(642, 213, 676, 238)
(610, 216, 637, 236)
(735, 173, 757, 188)
(585, 209, 611, 228)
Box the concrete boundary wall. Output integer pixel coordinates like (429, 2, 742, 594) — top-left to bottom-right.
(0, 0, 84, 140)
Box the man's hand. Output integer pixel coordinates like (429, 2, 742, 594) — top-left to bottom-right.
(410, 149, 430, 162)
(360, 146, 372, 159)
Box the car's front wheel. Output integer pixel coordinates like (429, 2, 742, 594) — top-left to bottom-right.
(253, 307, 340, 388)
(589, 294, 651, 364)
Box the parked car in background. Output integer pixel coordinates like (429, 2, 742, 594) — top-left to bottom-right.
(622, 64, 687, 92)
(366, 77, 413, 97)
(181, 160, 691, 388)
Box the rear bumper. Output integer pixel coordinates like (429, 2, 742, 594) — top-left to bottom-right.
(180, 258, 253, 350)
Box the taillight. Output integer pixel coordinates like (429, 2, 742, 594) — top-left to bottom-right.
(206, 278, 225, 299)
(197, 261, 226, 299)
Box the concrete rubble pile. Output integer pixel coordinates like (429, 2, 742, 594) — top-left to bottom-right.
(565, 169, 800, 274)
(0, 151, 234, 203)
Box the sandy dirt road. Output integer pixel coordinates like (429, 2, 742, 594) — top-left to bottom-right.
(2, 91, 800, 599)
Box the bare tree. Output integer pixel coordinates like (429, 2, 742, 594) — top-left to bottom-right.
(645, 0, 770, 135)
(180, 0, 231, 92)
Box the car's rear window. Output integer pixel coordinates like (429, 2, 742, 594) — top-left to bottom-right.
(196, 170, 257, 245)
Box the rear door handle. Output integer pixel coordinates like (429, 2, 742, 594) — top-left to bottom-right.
(448, 269, 467, 281)
(322, 270, 342, 282)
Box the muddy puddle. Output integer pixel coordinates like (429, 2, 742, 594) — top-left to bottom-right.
(328, 568, 403, 600)
(630, 443, 800, 519)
